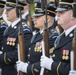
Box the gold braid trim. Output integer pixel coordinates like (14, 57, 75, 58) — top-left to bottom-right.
(47, 10, 56, 14)
(6, 2, 24, 8)
(35, 8, 55, 14)
(35, 8, 42, 10)
(59, 2, 72, 5)
(6, 2, 16, 5)
(4, 52, 9, 64)
(57, 62, 61, 75)
(0, 3, 5, 6)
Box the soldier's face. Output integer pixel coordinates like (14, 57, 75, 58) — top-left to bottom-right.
(5, 8, 17, 22)
(56, 10, 73, 30)
(34, 15, 46, 30)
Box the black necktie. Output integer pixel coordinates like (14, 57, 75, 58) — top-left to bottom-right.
(54, 32, 65, 47)
(3, 26, 12, 36)
(60, 32, 65, 42)
(31, 32, 40, 43)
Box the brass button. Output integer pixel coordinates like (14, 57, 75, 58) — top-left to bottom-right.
(28, 54, 30, 57)
(1, 47, 3, 50)
(28, 61, 30, 64)
(29, 48, 31, 50)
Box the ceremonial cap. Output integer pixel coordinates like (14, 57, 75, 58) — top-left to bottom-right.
(4, 0, 27, 10)
(33, 2, 56, 17)
(56, 0, 73, 12)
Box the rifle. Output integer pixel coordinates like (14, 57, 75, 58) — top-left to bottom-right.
(42, 20, 49, 75)
(73, 0, 76, 17)
(43, 0, 49, 59)
(55, 0, 59, 7)
(71, 27, 76, 70)
(40, 0, 49, 75)
(70, 0, 76, 70)
(26, 0, 34, 31)
(16, 0, 25, 75)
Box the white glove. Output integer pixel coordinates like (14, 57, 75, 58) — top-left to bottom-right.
(69, 70, 76, 75)
(40, 55, 53, 70)
(0, 51, 3, 54)
(16, 61, 28, 73)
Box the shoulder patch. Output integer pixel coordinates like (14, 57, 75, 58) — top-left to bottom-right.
(52, 35, 58, 39)
(0, 20, 7, 25)
(22, 22, 29, 28)
(50, 29, 57, 34)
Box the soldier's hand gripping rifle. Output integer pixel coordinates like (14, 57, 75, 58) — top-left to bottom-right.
(16, 0, 25, 75)
(40, 0, 49, 75)
(70, 0, 76, 70)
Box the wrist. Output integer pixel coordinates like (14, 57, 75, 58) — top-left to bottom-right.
(49, 59, 53, 70)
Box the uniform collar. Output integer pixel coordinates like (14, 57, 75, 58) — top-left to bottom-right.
(40, 30, 43, 34)
(0, 16, 2, 18)
(22, 11, 29, 19)
(11, 18, 20, 28)
(64, 25, 76, 36)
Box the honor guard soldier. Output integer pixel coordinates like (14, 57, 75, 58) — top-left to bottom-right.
(40, 0, 76, 75)
(21, 0, 39, 34)
(16, 2, 59, 75)
(0, 0, 32, 75)
(0, 0, 8, 50)
(21, 0, 30, 26)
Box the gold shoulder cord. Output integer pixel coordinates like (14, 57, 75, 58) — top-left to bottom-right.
(4, 52, 9, 64)
(57, 62, 61, 75)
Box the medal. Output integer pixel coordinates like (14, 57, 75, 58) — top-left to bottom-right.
(65, 56, 69, 60)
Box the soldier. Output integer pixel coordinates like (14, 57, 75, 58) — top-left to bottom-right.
(22, 3, 29, 20)
(0, 0, 8, 74)
(0, 0, 8, 50)
(40, 0, 76, 75)
(21, 1, 29, 25)
(21, 0, 39, 35)
(0, 0, 32, 75)
(16, 2, 58, 75)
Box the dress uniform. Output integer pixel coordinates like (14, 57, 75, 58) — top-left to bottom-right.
(0, 0, 8, 50)
(0, 0, 32, 75)
(21, 1, 29, 26)
(16, 1, 59, 75)
(25, 2, 58, 75)
(51, 0, 74, 75)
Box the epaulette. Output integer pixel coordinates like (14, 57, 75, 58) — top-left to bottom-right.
(22, 21, 29, 28)
(49, 47, 54, 54)
(0, 20, 7, 25)
(49, 29, 58, 39)
(50, 29, 57, 34)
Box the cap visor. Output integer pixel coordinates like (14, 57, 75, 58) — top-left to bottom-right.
(55, 8, 67, 12)
(3, 6, 14, 10)
(32, 13, 44, 17)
